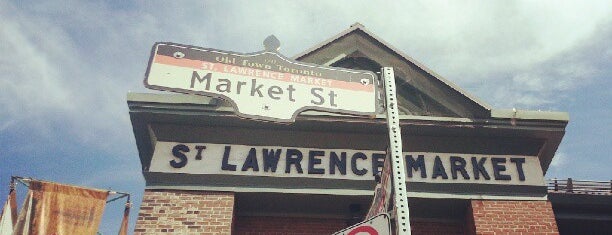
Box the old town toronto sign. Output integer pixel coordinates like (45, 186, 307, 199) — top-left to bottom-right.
(144, 36, 381, 122)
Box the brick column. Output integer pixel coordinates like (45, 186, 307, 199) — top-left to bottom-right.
(466, 200, 559, 235)
(134, 189, 235, 234)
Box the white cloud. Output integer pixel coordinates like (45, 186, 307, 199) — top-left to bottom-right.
(337, 1, 611, 110)
(549, 150, 568, 169)
(480, 20, 609, 109)
(1, 0, 610, 154)
(0, 0, 609, 150)
(0, 1, 154, 153)
(0, 12, 75, 121)
(406, 1, 609, 77)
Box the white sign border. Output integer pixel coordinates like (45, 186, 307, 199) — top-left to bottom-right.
(144, 42, 382, 122)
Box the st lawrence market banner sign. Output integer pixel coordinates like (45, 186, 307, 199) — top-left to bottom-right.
(144, 38, 380, 122)
(149, 142, 545, 186)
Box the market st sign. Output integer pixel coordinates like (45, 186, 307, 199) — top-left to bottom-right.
(144, 37, 380, 122)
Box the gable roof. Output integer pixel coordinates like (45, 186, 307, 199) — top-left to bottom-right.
(293, 23, 492, 118)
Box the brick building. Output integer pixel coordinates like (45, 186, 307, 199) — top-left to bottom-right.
(127, 24, 609, 234)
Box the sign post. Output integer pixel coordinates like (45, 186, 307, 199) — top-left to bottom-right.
(381, 67, 412, 234)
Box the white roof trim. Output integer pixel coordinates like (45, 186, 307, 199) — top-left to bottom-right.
(492, 109, 569, 121)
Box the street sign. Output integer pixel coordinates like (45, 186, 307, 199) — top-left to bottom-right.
(365, 151, 392, 219)
(332, 213, 391, 235)
(144, 37, 380, 122)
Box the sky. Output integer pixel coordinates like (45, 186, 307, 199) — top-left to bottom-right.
(0, 0, 610, 234)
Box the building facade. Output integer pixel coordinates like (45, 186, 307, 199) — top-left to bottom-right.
(128, 23, 583, 234)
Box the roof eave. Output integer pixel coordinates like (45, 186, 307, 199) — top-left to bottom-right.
(293, 22, 493, 112)
(127, 93, 566, 175)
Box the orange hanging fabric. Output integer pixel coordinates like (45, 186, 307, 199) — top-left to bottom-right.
(12, 190, 33, 235)
(117, 200, 130, 235)
(0, 186, 18, 235)
(13, 180, 109, 235)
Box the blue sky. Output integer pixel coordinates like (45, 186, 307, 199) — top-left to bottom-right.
(1, 1, 610, 234)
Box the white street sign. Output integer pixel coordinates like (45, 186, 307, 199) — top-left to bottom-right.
(144, 40, 380, 122)
(332, 213, 391, 235)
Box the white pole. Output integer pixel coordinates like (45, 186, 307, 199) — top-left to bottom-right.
(382, 67, 411, 235)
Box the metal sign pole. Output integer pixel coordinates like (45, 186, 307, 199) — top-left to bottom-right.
(381, 67, 411, 235)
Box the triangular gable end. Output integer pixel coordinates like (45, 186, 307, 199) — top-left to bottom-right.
(293, 23, 492, 118)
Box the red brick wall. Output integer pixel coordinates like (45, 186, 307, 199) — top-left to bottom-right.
(134, 189, 235, 234)
(234, 216, 346, 235)
(133, 190, 558, 235)
(467, 200, 559, 235)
